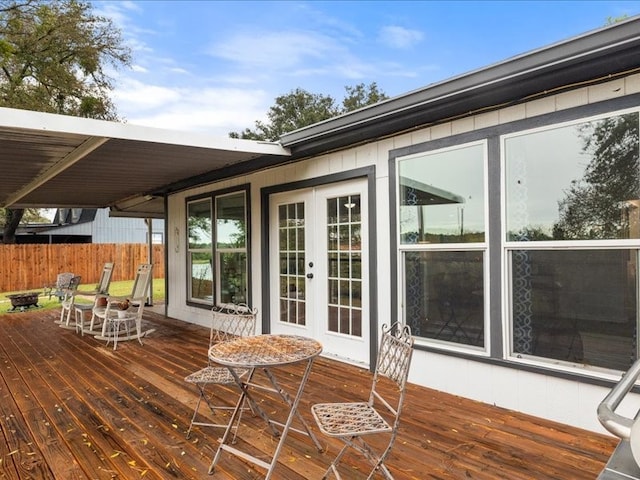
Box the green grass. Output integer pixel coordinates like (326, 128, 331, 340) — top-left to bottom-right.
(0, 278, 165, 312)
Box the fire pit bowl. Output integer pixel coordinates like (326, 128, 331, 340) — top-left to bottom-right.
(7, 292, 41, 311)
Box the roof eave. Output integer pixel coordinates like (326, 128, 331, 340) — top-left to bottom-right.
(279, 17, 640, 156)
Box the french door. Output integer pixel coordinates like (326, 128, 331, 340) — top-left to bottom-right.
(269, 179, 370, 365)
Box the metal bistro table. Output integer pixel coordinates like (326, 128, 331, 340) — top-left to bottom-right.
(207, 334, 323, 479)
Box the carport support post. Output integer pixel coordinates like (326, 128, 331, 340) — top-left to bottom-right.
(146, 218, 153, 306)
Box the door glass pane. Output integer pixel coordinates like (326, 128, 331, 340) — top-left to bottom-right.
(511, 249, 637, 371)
(326, 194, 362, 337)
(278, 202, 306, 325)
(404, 250, 484, 347)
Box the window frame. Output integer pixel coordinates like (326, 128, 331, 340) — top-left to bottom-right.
(186, 196, 213, 305)
(388, 95, 640, 383)
(185, 185, 251, 308)
(396, 139, 491, 355)
(501, 106, 640, 375)
(214, 191, 249, 306)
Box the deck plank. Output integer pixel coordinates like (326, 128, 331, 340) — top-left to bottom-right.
(0, 361, 38, 480)
(0, 308, 619, 479)
(0, 326, 76, 479)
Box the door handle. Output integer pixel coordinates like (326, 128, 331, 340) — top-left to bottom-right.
(306, 273, 314, 279)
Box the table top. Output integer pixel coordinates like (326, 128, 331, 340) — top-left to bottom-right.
(208, 334, 322, 368)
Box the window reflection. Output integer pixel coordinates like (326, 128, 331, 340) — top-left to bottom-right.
(505, 112, 640, 241)
(190, 252, 213, 302)
(187, 191, 248, 306)
(188, 199, 212, 249)
(398, 142, 487, 349)
(216, 193, 246, 249)
(398, 143, 485, 244)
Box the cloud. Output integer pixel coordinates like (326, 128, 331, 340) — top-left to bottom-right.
(208, 30, 336, 69)
(112, 79, 180, 110)
(100, 1, 428, 134)
(112, 78, 269, 135)
(378, 25, 424, 49)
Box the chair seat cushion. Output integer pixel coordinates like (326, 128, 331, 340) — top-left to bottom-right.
(184, 366, 249, 384)
(312, 402, 392, 437)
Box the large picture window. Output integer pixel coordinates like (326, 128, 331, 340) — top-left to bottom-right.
(187, 188, 249, 306)
(504, 110, 640, 372)
(398, 141, 487, 349)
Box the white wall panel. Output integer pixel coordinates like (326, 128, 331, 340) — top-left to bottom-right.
(466, 360, 495, 403)
(626, 73, 640, 94)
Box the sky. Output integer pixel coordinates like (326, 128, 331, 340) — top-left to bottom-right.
(94, 0, 640, 138)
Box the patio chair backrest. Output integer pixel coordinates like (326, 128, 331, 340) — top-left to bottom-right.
(68, 275, 82, 292)
(56, 272, 75, 289)
(129, 264, 153, 304)
(210, 304, 257, 346)
(370, 323, 414, 423)
(52, 272, 76, 301)
(96, 262, 115, 294)
(61, 275, 82, 303)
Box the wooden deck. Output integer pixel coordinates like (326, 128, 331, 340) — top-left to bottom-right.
(0, 307, 618, 479)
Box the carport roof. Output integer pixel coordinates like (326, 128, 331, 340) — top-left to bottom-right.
(0, 108, 290, 218)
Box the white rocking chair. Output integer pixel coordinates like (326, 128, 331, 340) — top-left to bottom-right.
(56, 275, 82, 329)
(74, 262, 115, 335)
(93, 264, 153, 350)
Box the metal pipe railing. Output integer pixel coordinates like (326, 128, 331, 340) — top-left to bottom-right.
(597, 359, 640, 440)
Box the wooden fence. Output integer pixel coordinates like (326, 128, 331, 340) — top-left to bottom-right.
(0, 244, 165, 293)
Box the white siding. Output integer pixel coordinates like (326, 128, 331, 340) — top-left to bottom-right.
(91, 209, 164, 244)
(166, 74, 640, 434)
(41, 209, 164, 243)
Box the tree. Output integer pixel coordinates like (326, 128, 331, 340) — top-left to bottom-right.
(341, 82, 387, 112)
(0, 0, 131, 243)
(0, 208, 49, 224)
(554, 113, 639, 239)
(230, 82, 388, 141)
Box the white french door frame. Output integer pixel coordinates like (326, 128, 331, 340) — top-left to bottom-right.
(260, 167, 378, 368)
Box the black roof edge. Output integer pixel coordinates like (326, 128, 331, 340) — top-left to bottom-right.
(279, 16, 640, 158)
(151, 153, 294, 196)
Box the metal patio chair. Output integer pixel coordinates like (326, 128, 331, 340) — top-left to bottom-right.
(74, 262, 115, 335)
(93, 264, 153, 350)
(311, 322, 414, 480)
(45, 272, 75, 301)
(184, 303, 257, 440)
(56, 275, 82, 329)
